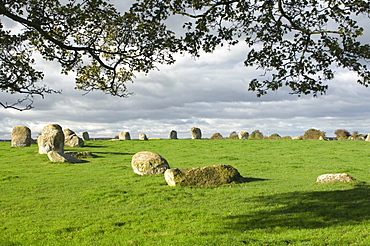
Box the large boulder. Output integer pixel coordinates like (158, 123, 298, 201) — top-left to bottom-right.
(131, 151, 170, 175)
(316, 173, 356, 183)
(38, 124, 64, 154)
(169, 130, 178, 139)
(82, 132, 90, 141)
(190, 127, 202, 139)
(119, 132, 131, 140)
(64, 129, 84, 147)
(238, 131, 249, 139)
(47, 151, 83, 163)
(139, 133, 148, 140)
(164, 164, 243, 187)
(11, 126, 32, 147)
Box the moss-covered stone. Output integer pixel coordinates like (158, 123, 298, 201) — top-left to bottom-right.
(164, 164, 243, 187)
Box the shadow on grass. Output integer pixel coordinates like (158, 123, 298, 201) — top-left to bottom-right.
(240, 177, 269, 183)
(225, 184, 370, 231)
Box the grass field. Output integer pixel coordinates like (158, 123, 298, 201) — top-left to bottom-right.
(1, 139, 369, 245)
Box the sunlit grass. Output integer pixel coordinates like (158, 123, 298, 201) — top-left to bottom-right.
(1, 139, 369, 245)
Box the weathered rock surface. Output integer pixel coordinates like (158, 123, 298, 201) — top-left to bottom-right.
(131, 151, 170, 175)
(11, 126, 32, 147)
(38, 124, 65, 154)
(365, 134, 370, 141)
(316, 173, 356, 183)
(293, 135, 303, 140)
(169, 130, 178, 139)
(164, 164, 243, 187)
(139, 133, 148, 140)
(238, 131, 249, 139)
(210, 133, 223, 139)
(190, 127, 202, 139)
(64, 129, 84, 147)
(82, 132, 90, 141)
(47, 151, 83, 163)
(119, 132, 131, 140)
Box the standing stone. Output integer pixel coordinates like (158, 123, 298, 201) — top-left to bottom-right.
(82, 132, 90, 141)
(164, 164, 243, 187)
(64, 129, 84, 147)
(38, 124, 64, 154)
(190, 127, 202, 139)
(119, 132, 131, 140)
(169, 130, 178, 139)
(131, 151, 170, 175)
(11, 126, 32, 147)
(139, 133, 148, 140)
(238, 131, 249, 139)
(365, 134, 370, 141)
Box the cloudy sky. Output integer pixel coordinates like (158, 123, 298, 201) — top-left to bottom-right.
(1, 2, 370, 140)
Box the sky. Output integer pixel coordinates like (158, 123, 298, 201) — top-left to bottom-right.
(1, 2, 370, 140)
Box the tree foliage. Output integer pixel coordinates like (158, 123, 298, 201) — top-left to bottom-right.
(334, 129, 350, 140)
(303, 128, 326, 140)
(1, 0, 370, 110)
(132, 0, 370, 96)
(0, 0, 178, 110)
(249, 130, 264, 139)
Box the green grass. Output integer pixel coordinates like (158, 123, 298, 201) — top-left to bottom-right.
(1, 139, 369, 245)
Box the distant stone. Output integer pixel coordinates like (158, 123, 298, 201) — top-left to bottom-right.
(169, 130, 178, 139)
(190, 127, 202, 139)
(38, 124, 64, 154)
(47, 151, 83, 163)
(164, 164, 243, 187)
(11, 126, 32, 147)
(119, 132, 131, 140)
(64, 129, 84, 147)
(210, 133, 223, 139)
(365, 134, 370, 141)
(131, 151, 170, 175)
(64, 151, 92, 158)
(316, 173, 356, 183)
(238, 131, 249, 139)
(82, 132, 90, 141)
(293, 135, 303, 140)
(139, 133, 148, 140)
(319, 136, 325, 141)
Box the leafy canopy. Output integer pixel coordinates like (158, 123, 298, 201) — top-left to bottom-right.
(1, 0, 369, 110)
(0, 0, 179, 110)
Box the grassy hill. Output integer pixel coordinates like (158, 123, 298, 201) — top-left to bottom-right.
(1, 139, 369, 245)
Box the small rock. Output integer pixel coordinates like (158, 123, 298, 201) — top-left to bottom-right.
(316, 173, 356, 183)
(47, 151, 83, 163)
